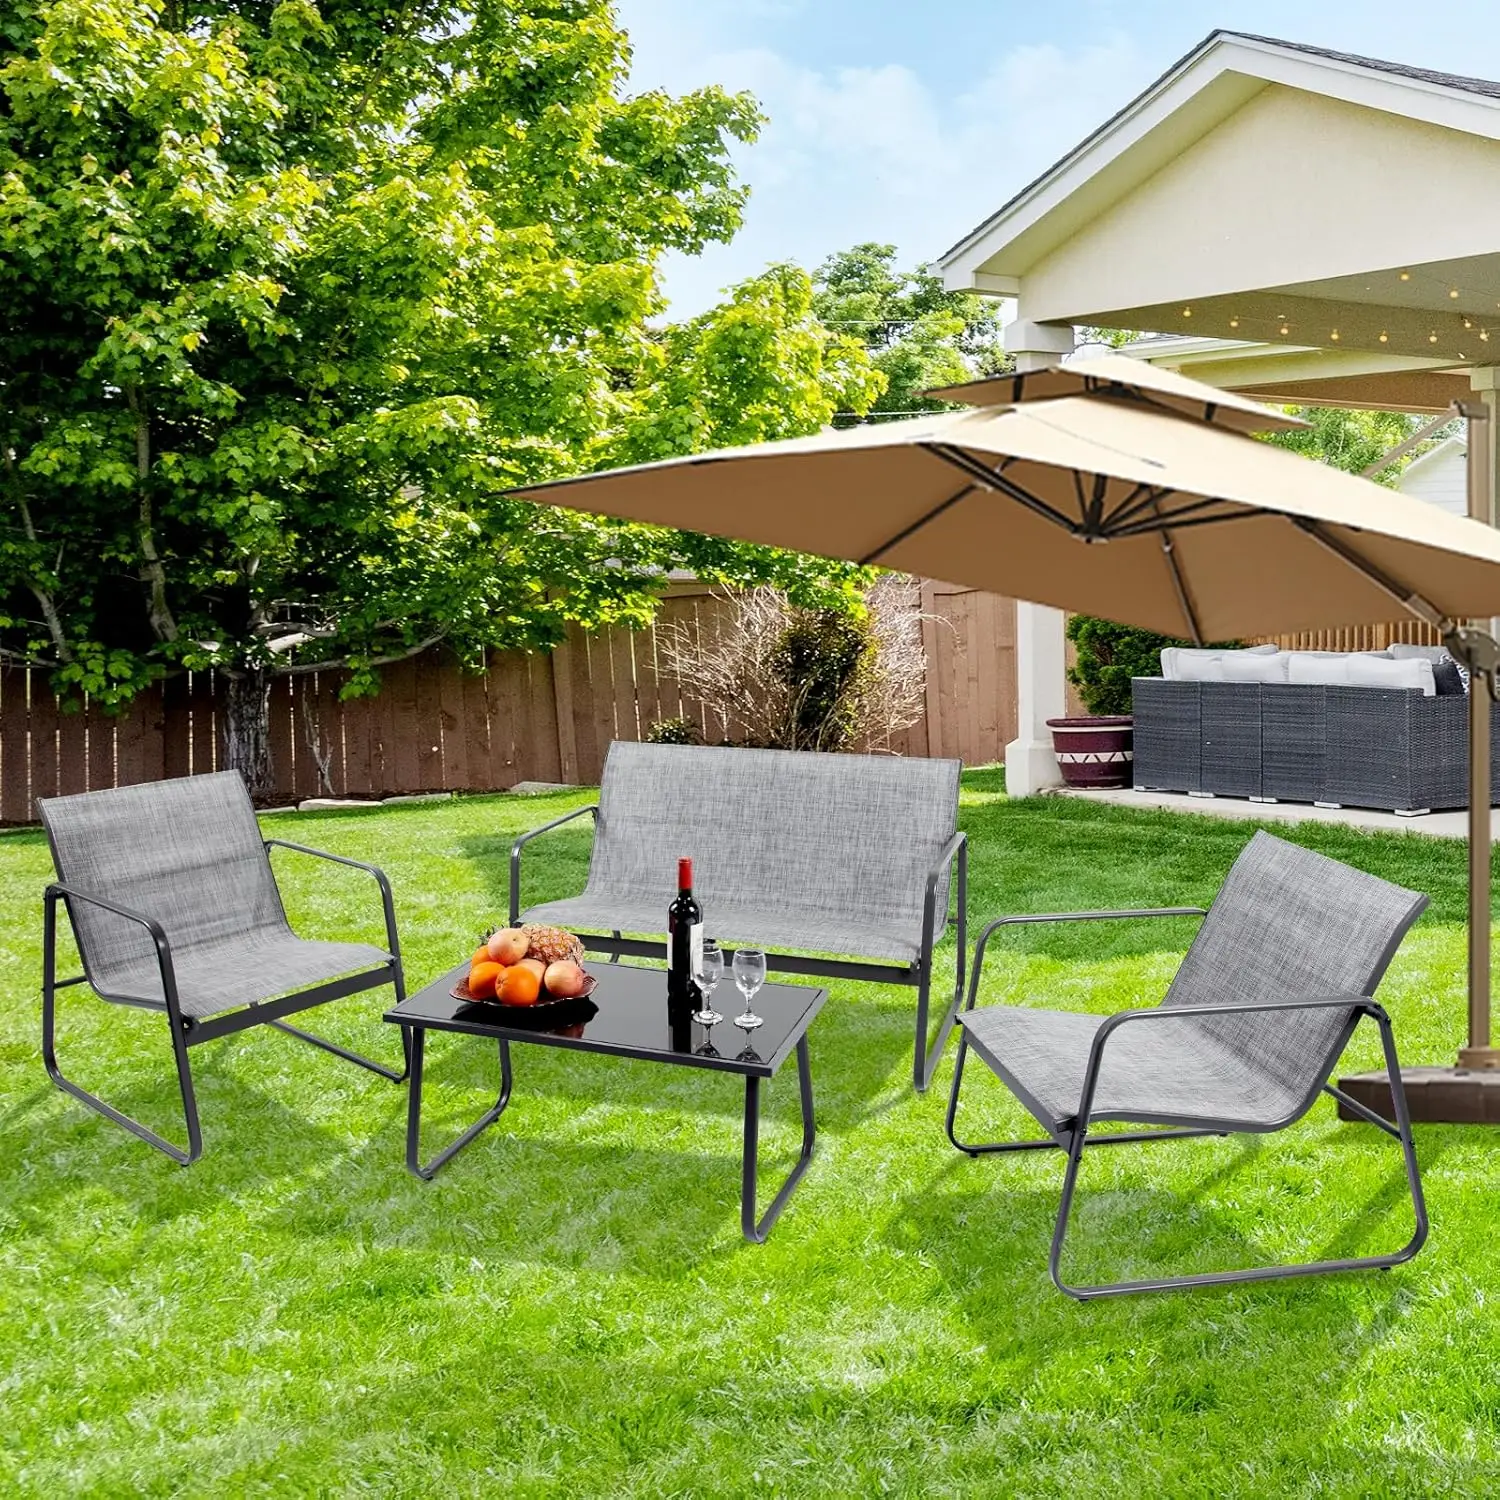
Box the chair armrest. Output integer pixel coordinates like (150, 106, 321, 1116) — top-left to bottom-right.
(918, 831, 969, 964)
(508, 804, 599, 925)
(45, 881, 184, 1022)
(264, 840, 400, 961)
(966, 906, 1207, 1011)
(1074, 992, 1375, 1128)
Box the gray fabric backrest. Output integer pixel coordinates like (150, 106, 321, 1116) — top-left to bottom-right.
(1165, 830, 1426, 1090)
(589, 742, 960, 933)
(39, 771, 287, 977)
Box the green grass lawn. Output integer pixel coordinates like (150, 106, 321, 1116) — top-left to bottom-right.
(3, 770, 1499, 1496)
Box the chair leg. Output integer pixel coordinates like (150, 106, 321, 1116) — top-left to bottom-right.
(265, 964, 410, 1083)
(912, 959, 962, 1094)
(41, 952, 202, 1166)
(1046, 1014, 1428, 1300)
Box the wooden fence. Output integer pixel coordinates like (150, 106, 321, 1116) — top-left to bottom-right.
(0, 582, 1017, 823)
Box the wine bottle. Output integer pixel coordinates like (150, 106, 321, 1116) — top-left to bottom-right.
(667, 856, 703, 1029)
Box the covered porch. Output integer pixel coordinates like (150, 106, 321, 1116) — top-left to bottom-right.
(935, 28, 1500, 796)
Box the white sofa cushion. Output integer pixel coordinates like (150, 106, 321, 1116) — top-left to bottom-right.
(1184, 652, 1290, 684)
(1162, 644, 1279, 681)
(1286, 652, 1434, 694)
(1344, 653, 1435, 695)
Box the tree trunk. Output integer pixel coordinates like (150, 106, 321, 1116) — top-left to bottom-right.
(221, 670, 275, 797)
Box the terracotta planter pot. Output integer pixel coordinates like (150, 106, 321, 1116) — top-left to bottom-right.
(1046, 715, 1134, 789)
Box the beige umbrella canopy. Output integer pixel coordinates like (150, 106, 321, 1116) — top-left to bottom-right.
(513, 384, 1500, 643)
(924, 350, 1310, 436)
(512, 358, 1500, 1077)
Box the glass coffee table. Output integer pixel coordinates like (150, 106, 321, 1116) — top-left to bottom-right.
(384, 961, 826, 1243)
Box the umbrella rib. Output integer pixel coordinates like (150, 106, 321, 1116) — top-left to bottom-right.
(1107, 501, 1266, 539)
(1290, 519, 1449, 631)
(1100, 483, 1170, 532)
(921, 444, 1083, 535)
(1150, 500, 1204, 647)
(859, 483, 978, 565)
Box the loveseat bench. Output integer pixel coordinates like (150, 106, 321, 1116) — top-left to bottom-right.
(509, 741, 968, 1090)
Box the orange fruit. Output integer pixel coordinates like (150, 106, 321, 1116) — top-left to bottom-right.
(468, 961, 504, 1000)
(471, 945, 490, 967)
(499, 965, 541, 1006)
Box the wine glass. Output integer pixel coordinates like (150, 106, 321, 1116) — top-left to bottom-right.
(693, 938, 724, 1041)
(732, 948, 767, 1039)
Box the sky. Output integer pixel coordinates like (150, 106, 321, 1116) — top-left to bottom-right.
(612, 0, 1500, 317)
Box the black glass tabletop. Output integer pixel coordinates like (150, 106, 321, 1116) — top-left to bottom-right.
(385, 961, 826, 1078)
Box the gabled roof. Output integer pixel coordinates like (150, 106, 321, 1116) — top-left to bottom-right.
(936, 30, 1500, 285)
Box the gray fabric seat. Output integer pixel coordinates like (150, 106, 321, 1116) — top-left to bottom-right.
(512, 741, 967, 1089)
(97, 931, 392, 1020)
(523, 895, 922, 964)
(949, 830, 1430, 1298)
(38, 771, 407, 1164)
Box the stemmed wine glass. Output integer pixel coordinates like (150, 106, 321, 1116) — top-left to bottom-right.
(732, 948, 767, 1044)
(692, 938, 724, 1046)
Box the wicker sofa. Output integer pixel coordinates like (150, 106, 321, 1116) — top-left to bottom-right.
(1133, 677, 1500, 815)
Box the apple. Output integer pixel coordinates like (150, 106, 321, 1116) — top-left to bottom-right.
(487, 927, 529, 965)
(543, 960, 588, 998)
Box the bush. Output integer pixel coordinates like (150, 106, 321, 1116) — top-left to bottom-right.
(659, 578, 928, 753)
(646, 716, 702, 745)
(1066, 615, 1240, 716)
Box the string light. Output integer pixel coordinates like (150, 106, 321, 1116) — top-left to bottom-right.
(1330, 329, 1340, 340)
(1228, 316, 1239, 328)
(1400, 271, 1411, 280)
(1451, 288, 1461, 299)
(1379, 330, 1389, 342)
(1483, 329, 1492, 342)
(1279, 323, 1290, 335)
(1429, 331, 1440, 343)
(1465, 318, 1474, 328)
(1181, 306, 1192, 318)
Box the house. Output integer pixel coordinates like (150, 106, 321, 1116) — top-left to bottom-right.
(933, 30, 1500, 793)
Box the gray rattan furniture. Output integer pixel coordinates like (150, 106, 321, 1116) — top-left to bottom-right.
(39, 771, 407, 1164)
(1134, 678, 1500, 813)
(947, 831, 1428, 1299)
(510, 741, 966, 1090)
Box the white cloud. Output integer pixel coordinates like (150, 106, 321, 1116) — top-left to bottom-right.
(615, 6, 1152, 316)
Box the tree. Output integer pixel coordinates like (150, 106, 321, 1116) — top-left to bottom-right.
(810, 243, 1006, 423)
(0, 1, 878, 792)
(1264, 404, 1436, 481)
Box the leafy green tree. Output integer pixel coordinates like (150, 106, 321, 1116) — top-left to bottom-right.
(1265, 404, 1433, 481)
(810, 243, 1006, 423)
(0, 0, 877, 791)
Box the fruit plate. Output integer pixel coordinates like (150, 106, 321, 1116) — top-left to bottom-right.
(450, 972, 599, 1011)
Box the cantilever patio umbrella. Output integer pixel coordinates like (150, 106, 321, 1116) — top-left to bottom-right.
(510, 356, 1500, 1081)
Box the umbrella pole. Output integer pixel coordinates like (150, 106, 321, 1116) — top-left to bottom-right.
(1459, 667, 1500, 1069)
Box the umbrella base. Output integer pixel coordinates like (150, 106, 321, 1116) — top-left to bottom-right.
(1337, 1066, 1500, 1124)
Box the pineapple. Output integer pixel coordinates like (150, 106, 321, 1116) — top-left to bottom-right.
(520, 924, 586, 966)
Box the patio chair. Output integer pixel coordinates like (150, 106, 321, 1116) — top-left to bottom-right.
(39, 771, 408, 1164)
(946, 830, 1428, 1299)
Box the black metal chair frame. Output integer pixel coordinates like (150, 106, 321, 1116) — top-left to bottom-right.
(946, 908, 1429, 1299)
(42, 839, 408, 1166)
(510, 805, 967, 1091)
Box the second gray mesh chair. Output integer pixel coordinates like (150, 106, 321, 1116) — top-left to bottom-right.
(947, 830, 1429, 1298)
(39, 770, 407, 1164)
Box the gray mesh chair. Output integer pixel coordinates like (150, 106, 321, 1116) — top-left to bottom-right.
(39, 771, 407, 1164)
(947, 831, 1428, 1299)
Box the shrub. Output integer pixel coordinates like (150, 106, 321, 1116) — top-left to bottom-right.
(645, 716, 702, 745)
(1066, 615, 1241, 716)
(659, 577, 929, 753)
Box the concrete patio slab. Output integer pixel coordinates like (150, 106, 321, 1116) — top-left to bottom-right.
(1049, 785, 1490, 840)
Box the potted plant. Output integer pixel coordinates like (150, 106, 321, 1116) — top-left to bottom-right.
(1049, 617, 1185, 790)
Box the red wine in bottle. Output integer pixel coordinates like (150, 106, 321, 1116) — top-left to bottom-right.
(667, 857, 703, 1028)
